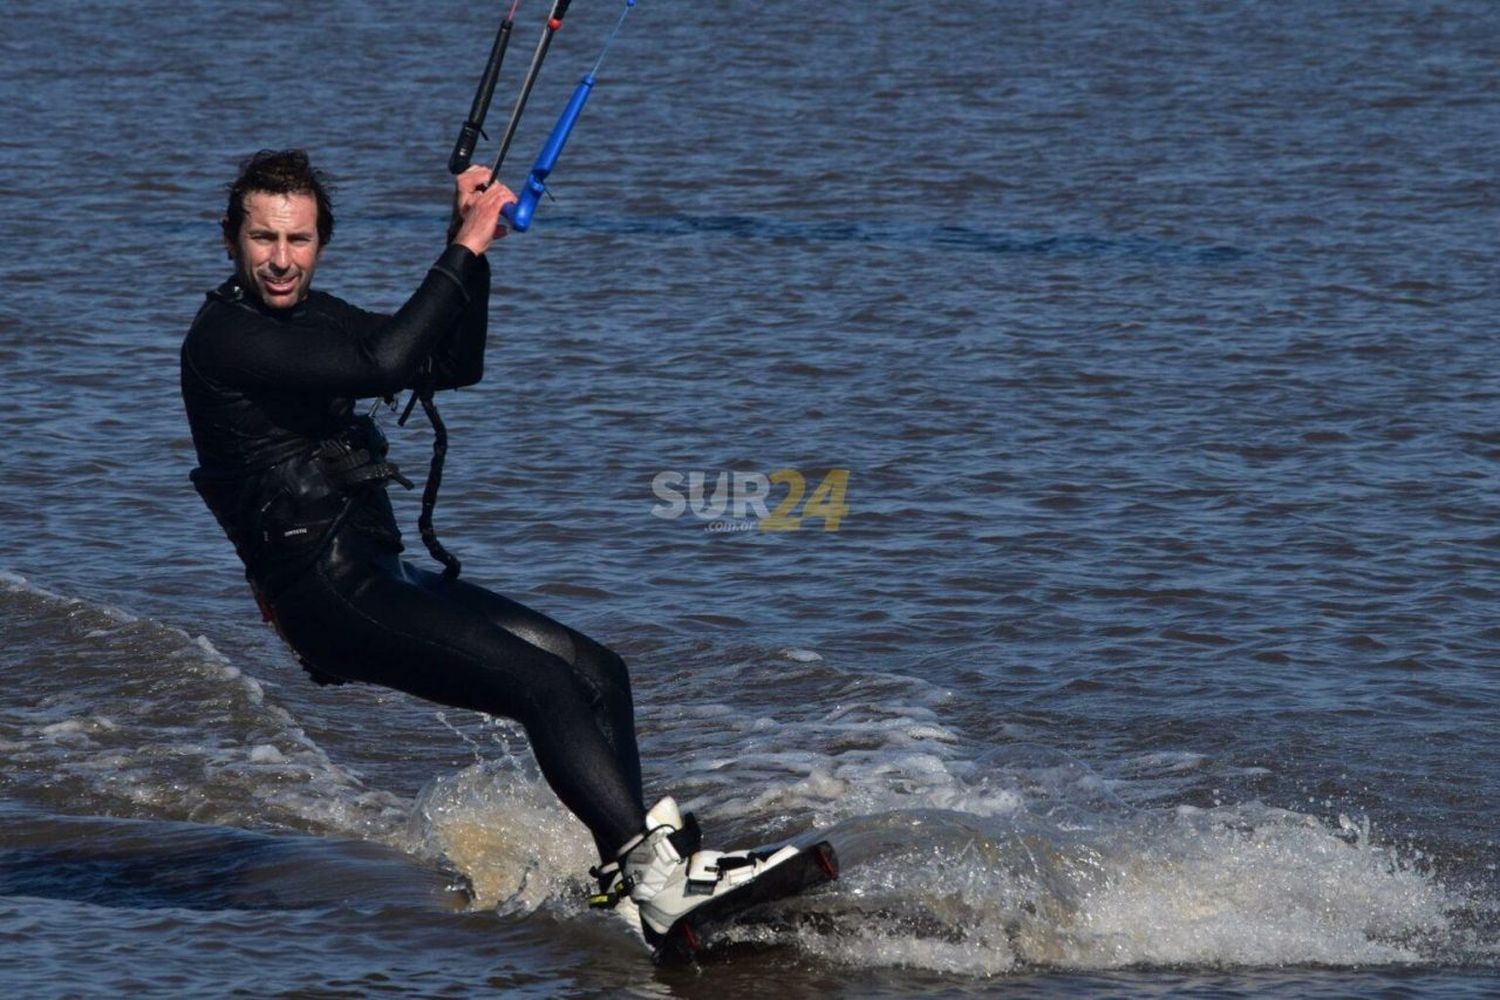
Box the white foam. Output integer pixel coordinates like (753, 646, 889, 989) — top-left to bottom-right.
(668, 696, 1029, 832)
(1046, 806, 1445, 968)
(623, 649, 1463, 974)
(0, 568, 140, 624)
(404, 757, 595, 914)
(767, 803, 1456, 975)
(0, 569, 61, 598)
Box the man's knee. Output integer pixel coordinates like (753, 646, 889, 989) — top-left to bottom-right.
(577, 646, 632, 706)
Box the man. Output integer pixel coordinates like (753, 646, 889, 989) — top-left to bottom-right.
(181, 149, 791, 945)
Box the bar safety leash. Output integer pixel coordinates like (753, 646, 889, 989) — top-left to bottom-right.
(503, 0, 637, 231)
(413, 374, 462, 577)
(393, 358, 461, 577)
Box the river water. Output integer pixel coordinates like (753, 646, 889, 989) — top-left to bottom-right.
(2, 1, 1498, 996)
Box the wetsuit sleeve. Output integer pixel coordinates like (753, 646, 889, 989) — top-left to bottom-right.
(187, 245, 484, 399)
(427, 249, 490, 390)
(336, 249, 490, 392)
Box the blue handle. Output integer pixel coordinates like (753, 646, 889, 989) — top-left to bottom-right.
(503, 74, 596, 232)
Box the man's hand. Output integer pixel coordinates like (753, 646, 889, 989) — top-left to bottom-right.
(452, 165, 494, 219)
(450, 168, 517, 256)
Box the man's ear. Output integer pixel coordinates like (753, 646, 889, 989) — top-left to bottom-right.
(221, 217, 236, 261)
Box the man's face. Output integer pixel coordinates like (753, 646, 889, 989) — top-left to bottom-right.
(224, 191, 321, 310)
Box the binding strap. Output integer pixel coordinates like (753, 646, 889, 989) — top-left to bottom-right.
(586, 812, 703, 909)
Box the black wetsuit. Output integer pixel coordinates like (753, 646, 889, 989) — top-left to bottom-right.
(181, 245, 645, 854)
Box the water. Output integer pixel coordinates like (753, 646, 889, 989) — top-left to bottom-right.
(2, 0, 1498, 995)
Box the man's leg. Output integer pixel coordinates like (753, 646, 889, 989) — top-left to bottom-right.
(431, 570, 645, 821)
(272, 556, 647, 856)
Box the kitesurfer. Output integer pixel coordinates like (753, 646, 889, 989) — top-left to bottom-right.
(181, 149, 791, 944)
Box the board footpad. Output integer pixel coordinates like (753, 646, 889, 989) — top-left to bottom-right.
(653, 840, 839, 964)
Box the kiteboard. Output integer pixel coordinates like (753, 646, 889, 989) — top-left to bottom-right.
(651, 839, 839, 964)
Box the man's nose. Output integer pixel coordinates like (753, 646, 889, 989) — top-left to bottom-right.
(271, 241, 291, 269)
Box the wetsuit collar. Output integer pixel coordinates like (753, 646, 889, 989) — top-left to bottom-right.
(209, 275, 309, 321)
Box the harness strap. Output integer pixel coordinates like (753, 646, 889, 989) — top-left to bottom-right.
(397, 360, 462, 578)
(415, 388, 462, 578)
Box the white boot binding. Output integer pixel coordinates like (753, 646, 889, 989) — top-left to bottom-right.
(681, 845, 800, 896)
(587, 797, 702, 910)
(616, 797, 801, 942)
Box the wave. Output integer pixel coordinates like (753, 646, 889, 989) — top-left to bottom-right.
(1, 570, 407, 840)
(1, 570, 1484, 974)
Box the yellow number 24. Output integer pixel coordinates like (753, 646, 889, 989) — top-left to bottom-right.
(760, 468, 850, 532)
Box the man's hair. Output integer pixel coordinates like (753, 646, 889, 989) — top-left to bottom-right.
(223, 149, 335, 246)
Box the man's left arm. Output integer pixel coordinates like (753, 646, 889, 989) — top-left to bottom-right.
(336, 256, 487, 392)
(422, 166, 500, 390)
(422, 250, 490, 390)
(341, 167, 501, 392)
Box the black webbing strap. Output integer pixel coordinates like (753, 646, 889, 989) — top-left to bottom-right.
(415, 386, 461, 578)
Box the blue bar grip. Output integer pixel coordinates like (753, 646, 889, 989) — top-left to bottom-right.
(503, 74, 596, 232)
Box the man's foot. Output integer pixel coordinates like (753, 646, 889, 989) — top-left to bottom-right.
(597, 797, 799, 943)
(589, 796, 701, 910)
